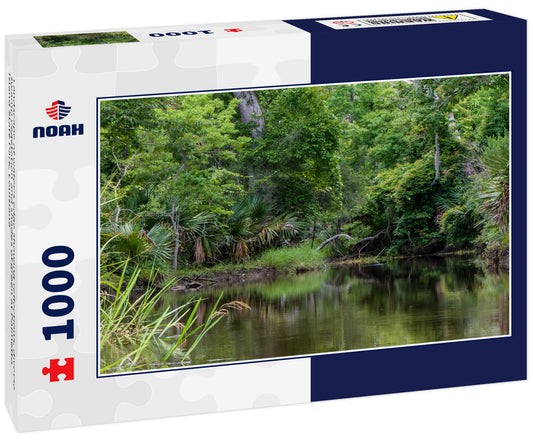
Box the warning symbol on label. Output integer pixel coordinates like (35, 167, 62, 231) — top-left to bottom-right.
(432, 15, 458, 20)
(317, 12, 490, 30)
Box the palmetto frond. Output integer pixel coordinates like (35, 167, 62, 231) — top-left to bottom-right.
(481, 133, 509, 178)
(145, 224, 174, 262)
(433, 185, 467, 213)
(102, 220, 174, 264)
(225, 196, 301, 259)
(108, 221, 150, 259)
(478, 132, 509, 232)
(181, 211, 214, 239)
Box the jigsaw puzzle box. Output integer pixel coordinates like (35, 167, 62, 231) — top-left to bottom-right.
(5, 9, 526, 431)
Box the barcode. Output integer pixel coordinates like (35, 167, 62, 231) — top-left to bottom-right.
(362, 16, 435, 26)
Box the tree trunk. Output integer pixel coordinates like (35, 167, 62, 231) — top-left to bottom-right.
(448, 111, 462, 142)
(432, 131, 440, 185)
(310, 216, 317, 249)
(353, 230, 386, 258)
(432, 87, 441, 185)
(172, 233, 180, 271)
(233, 91, 264, 139)
(316, 234, 352, 251)
(170, 200, 180, 270)
(233, 90, 269, 199)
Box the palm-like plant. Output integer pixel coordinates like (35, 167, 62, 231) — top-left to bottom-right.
(478, 132, 509, 232)
(168, 206, 216, 267)
(182, 212, 217, 265)
(225, 196, 300, 260)
(101, 220, 174, 265)
(434, 185, 480, 245)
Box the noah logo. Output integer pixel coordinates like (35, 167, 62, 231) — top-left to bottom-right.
(46, 100, 71, 120)
(33, 100, 84, 139)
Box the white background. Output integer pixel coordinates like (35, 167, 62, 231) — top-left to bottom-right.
(1, 0, 531, 442)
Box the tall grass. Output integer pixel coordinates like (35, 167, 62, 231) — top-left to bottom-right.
(257, 245, 327, 271)
(99, 262, 223, 373)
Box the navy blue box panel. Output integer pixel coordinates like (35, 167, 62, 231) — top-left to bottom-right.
(310, 337, 526, 401)
(285, 10, 527, 402)
(286, 10, 526, 83)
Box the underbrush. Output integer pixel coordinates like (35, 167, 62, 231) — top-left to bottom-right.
(100, 263, 226, 373)
(256, 245, 327, 271)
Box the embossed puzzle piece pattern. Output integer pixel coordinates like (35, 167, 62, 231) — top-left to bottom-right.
(9, 20, 312, 431)
(17, 354, 152, 430)
(116, 40, 218, 95)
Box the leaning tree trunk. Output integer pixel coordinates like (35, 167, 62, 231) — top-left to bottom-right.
(233, 91, 265, 139)
(316, 234, 352, 251)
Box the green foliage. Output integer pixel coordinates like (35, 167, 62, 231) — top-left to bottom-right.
(475, 132, 510, 250)
(452, 75, 509, 147)
(35, 31, 138, 48)
(365, 156, 437, 251)
(98, 76, 510, 372)
(258, 246, 327, 271)
(252, 87, 342, 217)
(100, 74, 510, 268)
(224, 196, 301, 260)
(436, 191, 481, 246)
(101, 221, 174, 267)
(341, 220, 373, 240)
(99, 263, 226, 373)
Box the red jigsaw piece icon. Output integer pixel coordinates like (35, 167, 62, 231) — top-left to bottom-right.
(42, 357, 74, 382)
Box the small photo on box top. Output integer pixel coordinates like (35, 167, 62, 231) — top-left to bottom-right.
(98, 73, 510, 375)
(34, 30, 138, 47)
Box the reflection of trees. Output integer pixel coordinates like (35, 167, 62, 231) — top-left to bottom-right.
(104, 259, 509, 367)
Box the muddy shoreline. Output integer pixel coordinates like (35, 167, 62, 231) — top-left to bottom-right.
(169, 266, 281, 292)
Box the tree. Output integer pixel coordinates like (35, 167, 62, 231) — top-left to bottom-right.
(100, 94, 250, 268)
(232, 90, 265, 138)
(251, 87, 342, 218)
(99, 75, 510, 265)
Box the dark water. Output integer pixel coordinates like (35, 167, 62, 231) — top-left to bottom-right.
(101, 256, 509, 372)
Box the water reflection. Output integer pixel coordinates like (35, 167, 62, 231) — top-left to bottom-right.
(101, 256, 509, 371)
(178, 256, 509, 365)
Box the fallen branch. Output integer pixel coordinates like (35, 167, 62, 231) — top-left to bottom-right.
(316, 234, 352, 251)
(353, 231, 386, 247)
(353, 231, 386, 258)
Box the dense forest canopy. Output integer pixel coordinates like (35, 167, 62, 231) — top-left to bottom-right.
(100, 74, 510, 271)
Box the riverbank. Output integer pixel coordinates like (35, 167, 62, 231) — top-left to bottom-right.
(133, 242, 508, 295)
(164, 248, 499, 293)
(103, 253, 510, 374)
(161, 245, 326, 291)
(169, 266, 280, 291)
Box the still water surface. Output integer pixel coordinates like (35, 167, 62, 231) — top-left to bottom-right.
(102, 256, 509, 372)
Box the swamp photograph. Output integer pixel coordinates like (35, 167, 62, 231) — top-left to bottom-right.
(35, 31, 138, 47)
(99, 74, 510, 374)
